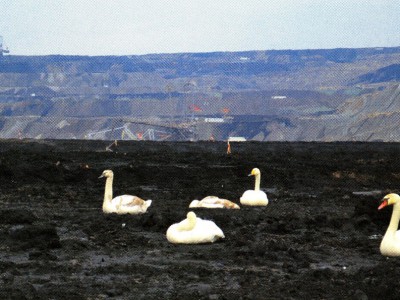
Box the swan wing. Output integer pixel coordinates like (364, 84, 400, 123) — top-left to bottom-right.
(199, 202, 225, 208)
(241, 190, 268, 200)
(199, 196, 223, 206)
(201, 196, 220, 202)
(111, 195, 151, 214)
(240, 190, 255, 200)
(167, 224, 192, 243)
(395, 230, 400, 241)
(111, 195, 145, 207)
(240, 190, 268, 206)
(380, 230, 400, 256)
(192, 219, 225, 243)
(216, 199, 240, 209)
(198, 196, 239, 209)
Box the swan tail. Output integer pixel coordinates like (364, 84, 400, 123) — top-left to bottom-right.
(145, 200, 152, 208)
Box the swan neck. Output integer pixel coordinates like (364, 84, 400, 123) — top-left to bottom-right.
(187, 216, 196, 230)
(103, 176, 113, 206)
(254, 173, 261, 192)
(179, 215, 196, 231)
(386, 203, 400, 234)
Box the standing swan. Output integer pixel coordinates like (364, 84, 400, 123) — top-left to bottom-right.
(240, 168, 268, 206)
(378, 193, 400, 256)
(189, 196, 240, 209)
(166, 211, 225, 244)
(99, 170, 152, 214)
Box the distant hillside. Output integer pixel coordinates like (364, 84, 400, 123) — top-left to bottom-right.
(356, 64, 400, 84)
(0, 46, 399, 141)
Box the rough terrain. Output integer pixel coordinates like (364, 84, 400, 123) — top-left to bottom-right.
(1, 139, 400, 299)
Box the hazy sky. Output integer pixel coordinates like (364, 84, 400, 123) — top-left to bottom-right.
(0, 0, 399, 56)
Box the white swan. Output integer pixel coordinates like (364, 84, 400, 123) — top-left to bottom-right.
(166, 211, 225, 244)
(189, 196, 240, 209)
(378, 193, 400, 256)
(240, 168, 269, 206)
(99, 170, 152, 214)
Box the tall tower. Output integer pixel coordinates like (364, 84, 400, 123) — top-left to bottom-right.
(0, 36, 10, 56)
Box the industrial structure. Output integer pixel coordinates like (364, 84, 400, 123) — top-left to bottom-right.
(0, 35, 10, 56)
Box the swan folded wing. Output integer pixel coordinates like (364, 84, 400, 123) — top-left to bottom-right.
(201, 202, 225, 208)
(195, 219, 225, 243)
(240, 190, 269, 205)
(112, 195, 146, 207)
(190, 197, 224, 208)
(200, 196, 239, 209)
(394, 230, 400, 242)
(166, 225, 192, 243)
(201, 196, 220, 203)
(380, 235, 400, 256)
(215, 199, 240, 209)
(241, 190, 268, 199)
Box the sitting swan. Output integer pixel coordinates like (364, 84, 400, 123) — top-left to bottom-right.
(189, 196, 240, 209)
(166, 211, 225, 244)
(240, 168, 269, 206)
(378, 193, 400, 256)
(99, 170, 152, 214)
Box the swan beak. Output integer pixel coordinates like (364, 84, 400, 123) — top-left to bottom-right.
(248, 173, 253, 177)
(378, 199, 388, 210)
(98, 174, 104, 179)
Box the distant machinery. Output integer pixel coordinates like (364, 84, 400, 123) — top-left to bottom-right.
(85, 122, 179, 141)
(0, 35, 10, 56)
(85, 124, 140, 140)
(122, 120, 196, 140)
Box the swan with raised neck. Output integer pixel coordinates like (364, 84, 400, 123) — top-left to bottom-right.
(166, 211, 225, 244)
(378, 193, 400, 256)
(240, 168, 269, 206)
(99, 169, 152, 214)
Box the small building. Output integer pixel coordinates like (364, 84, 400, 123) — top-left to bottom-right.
(228, 136, 246, 142)
(204, 117, 225, 123)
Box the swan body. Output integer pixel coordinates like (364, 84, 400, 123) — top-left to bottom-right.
(240, 168, 269, 206)
(378, 193, 400, 256)
(99, 170, 152, 214)
(189, 196, 240, 209)
(166, 211, 225, 244)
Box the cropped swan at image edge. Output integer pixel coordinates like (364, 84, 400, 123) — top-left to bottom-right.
(378, 193, 400, 256)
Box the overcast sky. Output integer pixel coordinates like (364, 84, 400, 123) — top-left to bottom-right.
(0, 0, 399, 56)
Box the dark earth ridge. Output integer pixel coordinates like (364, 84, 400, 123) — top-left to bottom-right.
(1, 139, 400, 299)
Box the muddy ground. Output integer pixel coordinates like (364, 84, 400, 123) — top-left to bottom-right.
(1, 139, 400, 299)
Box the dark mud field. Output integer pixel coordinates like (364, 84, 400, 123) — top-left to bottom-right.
(1, 140, 400, 299)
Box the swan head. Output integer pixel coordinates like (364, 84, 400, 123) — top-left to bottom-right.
(99, 169, 114, 179)
(187, 211, 197, 222)
(249, 168, 261, 176)
(378, 193, 400, 210)
(189, 200, 200, 208)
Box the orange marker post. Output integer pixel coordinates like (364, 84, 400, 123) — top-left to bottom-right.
(226, 140, 231, 154)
